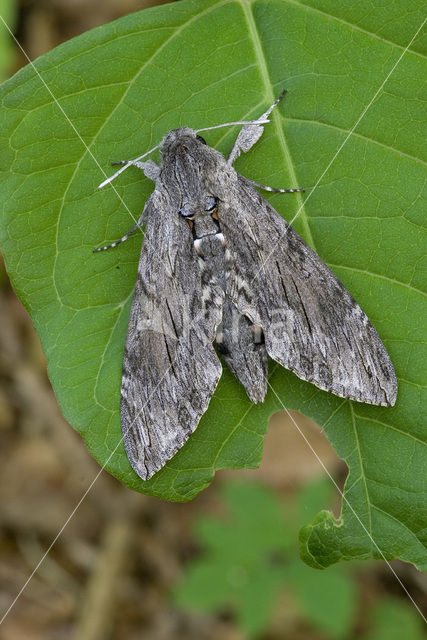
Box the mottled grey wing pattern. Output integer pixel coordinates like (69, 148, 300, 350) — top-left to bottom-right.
(121, 191, 223, 480)
(218, 175, 397, 406)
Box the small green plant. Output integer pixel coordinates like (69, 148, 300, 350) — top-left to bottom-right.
(173, 480, 357, 638)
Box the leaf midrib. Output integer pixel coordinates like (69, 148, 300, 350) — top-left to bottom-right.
(239, 0, 316, 250)
(349, 402, 373, 548)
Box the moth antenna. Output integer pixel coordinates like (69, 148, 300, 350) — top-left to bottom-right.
(93, 219, 143, 252)
(245, 177, 305, 194)
(260, 87, 287, 120)
(98, 92, 288, 189)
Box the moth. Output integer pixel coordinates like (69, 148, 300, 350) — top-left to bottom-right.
(96, 90, 397, 480)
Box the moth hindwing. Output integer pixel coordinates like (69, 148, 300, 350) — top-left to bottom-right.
(96, 91, 397, 480)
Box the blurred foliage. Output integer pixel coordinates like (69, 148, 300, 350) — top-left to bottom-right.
(174, 480, 357, 637)
(0, 0, 16, 80)
(174, 479, 426, 637)
(359, 598, 426, 640)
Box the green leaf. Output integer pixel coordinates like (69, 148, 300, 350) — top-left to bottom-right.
(0, 0, 426, 569)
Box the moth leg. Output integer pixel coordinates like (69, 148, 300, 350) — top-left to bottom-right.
(228, 88, 287, 165)
(244, 177, 305, 194)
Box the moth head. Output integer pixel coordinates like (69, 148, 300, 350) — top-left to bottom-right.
(179, 196, 218, 218)
(161, 127, 198, 150)
(178, 196, 219, 234)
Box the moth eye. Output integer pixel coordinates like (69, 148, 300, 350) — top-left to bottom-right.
(178, 204, 194, 219)
(196, 135, 207, 145)
(204, 196, 217, 212)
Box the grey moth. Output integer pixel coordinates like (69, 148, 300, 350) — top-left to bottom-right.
(96, 90, 397, 480)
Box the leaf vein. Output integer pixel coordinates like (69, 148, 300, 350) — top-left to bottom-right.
(327, 263, 427, 297)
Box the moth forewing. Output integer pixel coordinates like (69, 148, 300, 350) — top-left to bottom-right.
(218, 176, 397, 407)
(119, 192, 224, 480)
(96, 91, 397, 480)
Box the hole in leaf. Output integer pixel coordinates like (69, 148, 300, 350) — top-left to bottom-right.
(260, 411, 346, 496)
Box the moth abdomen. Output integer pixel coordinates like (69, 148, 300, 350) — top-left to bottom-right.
(215, 300, 268, 403)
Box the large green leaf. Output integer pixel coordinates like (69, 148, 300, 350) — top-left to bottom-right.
(0, 0, 425, 569)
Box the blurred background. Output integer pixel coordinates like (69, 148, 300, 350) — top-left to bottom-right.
(0, 1, 426, 638)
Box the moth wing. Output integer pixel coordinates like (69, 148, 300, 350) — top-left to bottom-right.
(121, 191, 223, 480)
(218, 176, 397, 406)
